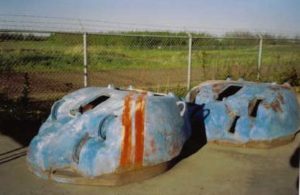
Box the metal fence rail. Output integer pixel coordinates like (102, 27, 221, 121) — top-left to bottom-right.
(0, 31, 300, 117)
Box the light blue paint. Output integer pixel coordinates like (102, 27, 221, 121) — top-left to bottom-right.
(186, 80, 300, 143)
(27, 87, 190, 178)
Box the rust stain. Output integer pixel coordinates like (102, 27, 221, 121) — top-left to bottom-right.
(271, 99, 283, 112)
(150, 139, 156, 154)
(134, 94, 146, 167)
(277, 93, 285, 104)
(212, 84, 224, 94)
(281, 83, 292, 89)
(225, 103, 231, 113)
(269, 86, 280, 91)
(263, 99, 283, 112)
(263, 103, 270, 109)
(225, 103, 236, 117)
(170, 140, 180, 157)
(120, 94, 133, 168)
(189, 89, 199, 103)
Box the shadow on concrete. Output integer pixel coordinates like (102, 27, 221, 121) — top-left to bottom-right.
(0, 99, 51, 147)
(289, 146, 299, 191)
(169, 103, 209, 168)
(0, 116, 42, 147)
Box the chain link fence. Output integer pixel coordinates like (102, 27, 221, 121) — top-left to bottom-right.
(0, 31, 300, 124)
(87, 33, 188, 92)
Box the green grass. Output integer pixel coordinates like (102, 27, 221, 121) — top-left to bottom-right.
(1, 33, 299, 123)
(0, 34, 299, 84)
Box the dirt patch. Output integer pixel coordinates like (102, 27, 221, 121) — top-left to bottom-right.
(0, 68, 189, 100)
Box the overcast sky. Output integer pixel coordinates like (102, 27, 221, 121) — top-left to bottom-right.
(0, 0, 299, 36)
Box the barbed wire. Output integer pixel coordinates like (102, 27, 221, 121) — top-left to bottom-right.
(1, 28, 299, 42)
(0, 14, 299, 37)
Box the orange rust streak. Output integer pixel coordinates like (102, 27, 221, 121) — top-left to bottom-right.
(134, 94, 146, 167)
(120, 94, 133, 168)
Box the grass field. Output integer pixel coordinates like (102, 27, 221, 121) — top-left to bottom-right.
(0, 33, 299, 103)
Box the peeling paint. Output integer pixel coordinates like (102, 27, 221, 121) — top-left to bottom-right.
(134, 94, 146, 167)
(27, 86, 190, 183)
(120, 94, 133, 169)
(186, 80, 300, 146)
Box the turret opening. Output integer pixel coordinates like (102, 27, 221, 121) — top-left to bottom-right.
(228, 115, 240, 134)
(79, 95, 110, 114)
(248, 98, 263, 117)
(217, 85, 242, 101)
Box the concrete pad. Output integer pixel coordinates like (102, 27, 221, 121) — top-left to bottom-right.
(0, 131, 299, 195)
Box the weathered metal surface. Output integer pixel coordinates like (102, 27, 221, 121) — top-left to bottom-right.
(27, 86, 190, 184)
(186, 80, 300, 147)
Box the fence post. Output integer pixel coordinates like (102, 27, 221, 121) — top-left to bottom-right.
(83, 32, 88, 87)
(257, 35, 263, 81)
(187, 33, 192, 90)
